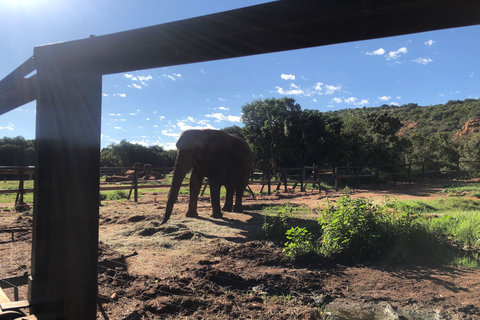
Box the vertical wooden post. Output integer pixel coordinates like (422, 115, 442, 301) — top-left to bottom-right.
(300, 167, 305, 192)
(408, 164, 411, 184)
(422, 163, 425, 180)
(30, 48, 101, 320)
(456, 161, 460, 179)
(267, 170, 271, 195)
(134, 168, 139, 202)
(356, 166, 360, 188)
(334, 166, 339, 190)
(283, 169, 287, 192)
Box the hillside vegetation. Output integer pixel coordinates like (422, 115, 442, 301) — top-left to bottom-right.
(1, 98, 480, 170)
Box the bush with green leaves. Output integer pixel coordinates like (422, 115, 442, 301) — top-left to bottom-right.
(261, 203, 294, 241)
(318, 196, 386, 259)
(283, 226, 316, 261)
(318, 195, 451, 264)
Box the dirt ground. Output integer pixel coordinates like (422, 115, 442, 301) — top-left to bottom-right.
(1, 181, 480, 319)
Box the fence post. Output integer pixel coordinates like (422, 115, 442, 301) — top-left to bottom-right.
(134, 169, 138, 202)
(408, 164, 411, 184)
(283, 169, 288, 192)
(356, 166, 360, 187)
(267, 170, 271, 195)
(422, 163, 425, 180)
(375, 167, 380, 187)
(392, 165, 396, 186)
(300, 167, 305, 192)
(456, 161, 460, 179)
(334, 166, 339, 190)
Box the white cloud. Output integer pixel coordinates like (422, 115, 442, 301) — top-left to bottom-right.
(366, 48, 386, 56)
(324, 85, 341, 95)
(379, 96, 392, 102)
(102, 93, 108, 97)
(390, 102, 400, 106)
(114, 127, 122, 130)
(219, 107, 229, 111)
(114, 93, 126, 98)
(129, 83, 142, 89)
(162, 73, 181, 81)
(470, 71, 474, 78)
(386, 47, 408, 60)
(424, 40, 435, 47)
(314, 82, 323, 91)
(281, 74, 295, 80)
(275, 86, 305, 96)
(344, 97, 358, 104)
(342, 97, 369, 106)
(205, 113, 241, 122)
(332, 97, 342, 103)
(412, 57, 433, 65)
(161, 130, 180, 138)
(159, 116, 165, 120)
(218, 97, 227, 102)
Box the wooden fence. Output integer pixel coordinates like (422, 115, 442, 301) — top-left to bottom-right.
(2, 161, 480, 205)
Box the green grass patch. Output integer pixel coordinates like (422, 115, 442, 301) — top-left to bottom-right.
(100, 190, 129, 201)
(388, 198, 480, 214)
(441, 182, 480, 197)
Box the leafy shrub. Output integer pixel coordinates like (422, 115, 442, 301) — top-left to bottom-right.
(262, 203, 294, 241)
(318, 195, 451, 264)
(318, 196, 386, 259)
(283, 226, 316, 261)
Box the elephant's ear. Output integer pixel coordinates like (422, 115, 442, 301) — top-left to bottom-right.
(176, 129, 208, 150)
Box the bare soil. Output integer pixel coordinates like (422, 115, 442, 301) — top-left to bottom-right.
(1, 180, 480, 319)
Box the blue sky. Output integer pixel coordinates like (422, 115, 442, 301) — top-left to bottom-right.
(1, 0, 479, 150)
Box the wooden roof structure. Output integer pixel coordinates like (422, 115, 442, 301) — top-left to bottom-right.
(0, 0, 479, 318)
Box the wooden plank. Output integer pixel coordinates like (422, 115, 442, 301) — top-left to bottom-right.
(0, 299, 29, 311)
(0, 287, 11, 304)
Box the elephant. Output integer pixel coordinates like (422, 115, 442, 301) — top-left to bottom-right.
(162, 129, 253, 224)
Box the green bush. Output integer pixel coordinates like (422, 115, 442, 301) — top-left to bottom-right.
(262, 203, 294, 241)
(318, 196, 386, 259)
(283, 226, 316, 261)
(318, 195, 451, 264)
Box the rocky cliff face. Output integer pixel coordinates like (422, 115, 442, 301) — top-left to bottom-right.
(454, 118, 480, 138)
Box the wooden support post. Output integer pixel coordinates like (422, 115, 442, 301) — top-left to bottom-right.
(134, 169, 138, 202)
(283, 169, 287, 192)
(356, 166, 360, 188)
(30, 49, 101, 320)
(422, 163, 425, 180)
(267, 170, 271, 195)
(392, 165, 396, 186)
(300, 167, 305, 192)
(408, 164, 411, 183)
(334, 166, 339, 191)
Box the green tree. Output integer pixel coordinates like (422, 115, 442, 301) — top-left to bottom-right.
(0, 136, 35, 165)
(241, 97, 302, 168)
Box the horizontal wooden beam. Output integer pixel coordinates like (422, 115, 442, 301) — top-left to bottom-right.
(34, 0, 480, 75)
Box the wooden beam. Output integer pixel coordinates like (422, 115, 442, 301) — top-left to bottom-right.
(29, 47, 101, 320)
(33, 0, 480, 75)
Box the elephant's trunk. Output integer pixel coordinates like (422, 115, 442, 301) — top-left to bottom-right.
(162, 165, 188, 224)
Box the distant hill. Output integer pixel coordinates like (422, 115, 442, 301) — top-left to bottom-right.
(326, 98, 480, 139)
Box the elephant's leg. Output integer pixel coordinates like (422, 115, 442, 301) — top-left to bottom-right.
(233, 185, 246, 213)
(222, 186, 234, 212)
(186, 170, 202, 217)
(209, 183, 222, 218)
